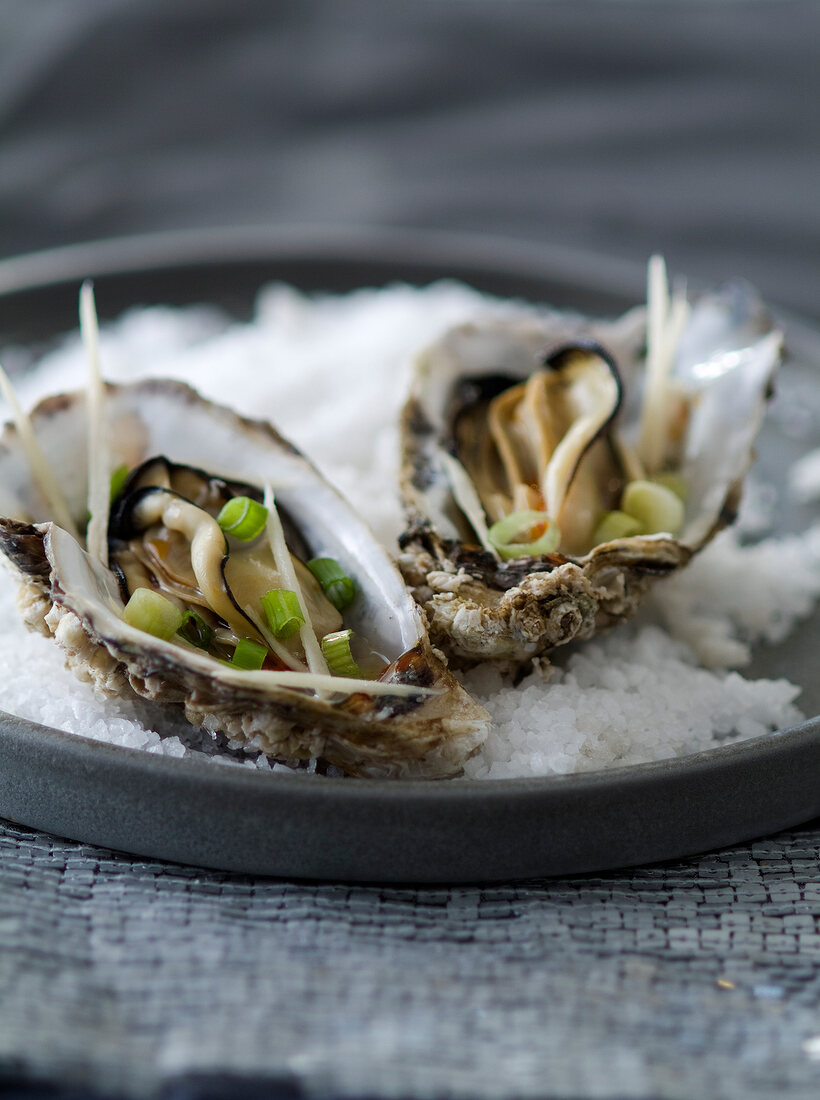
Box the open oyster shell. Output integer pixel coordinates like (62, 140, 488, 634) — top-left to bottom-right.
(399, 281, 783, 666)
(0, 378, 488, 777)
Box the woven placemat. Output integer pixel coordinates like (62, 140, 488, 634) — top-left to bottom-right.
(1, 818, 819, 1099)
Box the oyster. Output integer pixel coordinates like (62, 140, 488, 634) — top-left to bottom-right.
(399, 275, 783, 666)
(0, 378, 488, 777)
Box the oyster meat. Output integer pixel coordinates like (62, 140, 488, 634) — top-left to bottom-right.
(399, 275, 783, 666)
(0, 378, 488, 777)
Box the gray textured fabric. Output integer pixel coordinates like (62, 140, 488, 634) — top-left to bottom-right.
(1, 818, 820, 1098)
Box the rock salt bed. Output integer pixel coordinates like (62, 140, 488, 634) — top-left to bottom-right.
(0, 282, 818, 778)
(460, 626, 802, 779)
(648, 524, 820, 668)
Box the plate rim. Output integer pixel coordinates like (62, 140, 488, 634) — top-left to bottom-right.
(0, 223, 651, 302)
(1, 702, 818, 797)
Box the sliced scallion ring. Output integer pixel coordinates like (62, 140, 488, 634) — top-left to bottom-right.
(487, 510, 561, 561)
(261, 588, 305, 639)
(592, 510, 645, 546)
(123, 588, 184, 640)
(230, 638, 268, 670)
(307, 557, 356, 610)
(109, 463, 130, 503)
(177, 609, 212, 649)
(216, 496, 268, 541)
(621, 479, 684, 535)
(321, 629, 364, 678)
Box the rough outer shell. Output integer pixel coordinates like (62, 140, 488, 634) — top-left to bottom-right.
(0, 379, 488, 778)
(398, 284, 781, 667)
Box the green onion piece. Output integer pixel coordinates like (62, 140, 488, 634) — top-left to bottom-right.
(261, 588, 305, 639)
(651, 472, 689, 501)
(592, 510, 645, 546)
(307, 557, 356, 610)
(216, 496, 268, 541)
(321, 629, 364, 678)
(487, 510, 561, 561)
(109, 463, 130, 503)
(230, 638, 268, 670)
(123, 588, 184, 640)
(621, 479, 685, 535)
(178, 609, 212, 649)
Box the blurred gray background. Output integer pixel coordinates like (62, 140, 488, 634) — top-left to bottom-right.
(0, 0, 817, 315)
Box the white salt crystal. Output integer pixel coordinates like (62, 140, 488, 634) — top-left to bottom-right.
(151, 738, 187, 758)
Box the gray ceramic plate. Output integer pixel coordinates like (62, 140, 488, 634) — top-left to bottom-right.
(0, 226, 817, 883)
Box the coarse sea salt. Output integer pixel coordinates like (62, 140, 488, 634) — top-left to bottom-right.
(0, 282, 818, 779)
(460, 626, 803, 779)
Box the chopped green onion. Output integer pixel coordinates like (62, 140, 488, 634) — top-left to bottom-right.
(109, 463, 130, 503)
(261, 588, 305, 639)
(307, 557, 356, 610)
(487, 510, 561, 561)
(592, 510, 645, 546)
(651, 472, 689, 501)
(178, 609, 212, 649)
(216, 496, 268, 541)
(123, 588, 184, 640)
(321, 629, 364, 678)
(621, 479, 684, 535)
(230, 638, 268, 670)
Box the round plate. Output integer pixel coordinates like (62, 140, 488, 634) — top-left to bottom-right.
(0, 226, 817, 883)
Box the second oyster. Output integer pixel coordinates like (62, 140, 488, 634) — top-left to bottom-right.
(399, 276, 782, 666)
